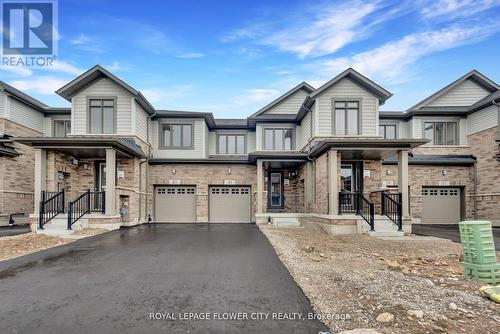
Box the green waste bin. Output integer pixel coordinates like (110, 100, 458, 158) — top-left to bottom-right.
(459, 220, 500, 284)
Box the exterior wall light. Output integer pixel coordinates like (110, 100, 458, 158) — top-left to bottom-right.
(442, 169, 447, 176)
(172, 168, 176, 174)
(228, 168, 231, 175)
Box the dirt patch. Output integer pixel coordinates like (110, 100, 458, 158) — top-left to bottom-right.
(260, 226, 500, 334)
(0, 233, 69, 261)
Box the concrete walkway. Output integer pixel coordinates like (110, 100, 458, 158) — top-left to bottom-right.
(0, 224, 327, 333)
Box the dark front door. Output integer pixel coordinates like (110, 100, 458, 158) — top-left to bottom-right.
(340, 162, 363, 193)
(267, 171, 284, 209)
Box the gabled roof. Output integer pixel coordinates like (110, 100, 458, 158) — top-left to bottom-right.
(469, 90, 500, 113)
(249, 82, 315, 118)
(56, 65, 156, 115)
(0, 80, 48, 111)
(409, 70, 499, 111)
(309, 68, 392, 104)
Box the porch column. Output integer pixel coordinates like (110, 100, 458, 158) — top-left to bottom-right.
(328, 150, 339, 215)
(304, 162, 313, 210)
(105, 148, 117, 216)
(34, 149, 46, 214)
(397, 150, 410, 217)
(256, 159, 263, 214)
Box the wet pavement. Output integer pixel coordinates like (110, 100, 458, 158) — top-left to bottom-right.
(0, 224, 327, 334)
(0, 225, 30, 237)
(412, 224, 500, 251)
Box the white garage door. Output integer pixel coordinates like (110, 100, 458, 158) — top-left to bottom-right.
(421, 187, 461, 224)
(209, 186, 251, 223)
(155, 186, 196, 222)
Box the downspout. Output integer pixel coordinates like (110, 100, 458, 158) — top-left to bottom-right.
(144, 109, 156, 221)
(473, 159, 478, 220)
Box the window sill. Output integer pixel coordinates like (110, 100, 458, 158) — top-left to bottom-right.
(158, 147, 195, 150)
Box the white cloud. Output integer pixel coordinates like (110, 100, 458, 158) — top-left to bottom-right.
(0, 66, 33, 77)
(320, 23, 500, 82)
(174, 52, 205, 59)
(104, 62, 133, 72)
(233, 88, 280, 106)
(42, 61, 82, 76)
(71, 34, 92, 45)
(141, 84, 193, 104)
(420, 0, 499, 19)
(9, 76, 67, 95)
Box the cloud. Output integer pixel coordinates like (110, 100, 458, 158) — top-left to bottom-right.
(221, 0, 413, 58)
(9, 76, 68, 95)
(174, 52, 205, 59)
(0, 66, 33, 77)
(71, 34, 92, 45)
(420, 0, 500, 19)
(141, 84, 193, 104)
(104, 62, 134, 72)
(44, 61, 82, 76)
(320, 23, 500, 82)
(233, 88, 280, 106)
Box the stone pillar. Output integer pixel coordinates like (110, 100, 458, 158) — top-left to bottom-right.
(398, 150, 410, 217)
(256, 160, 264, 214)
(105, 148, 117, 216)
(304, 162, 313, 211)
(328, 150, 339, 215)
(34, 149, 47, 214)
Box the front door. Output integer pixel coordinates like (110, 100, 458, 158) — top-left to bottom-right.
(340, 163, 363, 193)
(267, 171, 284, 209)
(96, 162, 106, 192)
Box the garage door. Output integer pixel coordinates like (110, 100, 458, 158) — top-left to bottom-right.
(209, 186, 251, 223)
(421, 187, 461, 224)
(155, 186, 196, 222)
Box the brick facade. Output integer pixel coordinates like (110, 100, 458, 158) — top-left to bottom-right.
(468, 126, 500, 222)
(0, 119, 42, 221)
(148, 164, 257, 222)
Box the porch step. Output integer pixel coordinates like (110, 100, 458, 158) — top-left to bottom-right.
(36, 213, 87, 237)
(368, 215, 404, 237)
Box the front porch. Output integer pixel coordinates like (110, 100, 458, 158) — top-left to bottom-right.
(253, 138, 425, 235)
(15, 137, 149, 235)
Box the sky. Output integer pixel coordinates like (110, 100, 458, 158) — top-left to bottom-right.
(2, 0, 500, 117)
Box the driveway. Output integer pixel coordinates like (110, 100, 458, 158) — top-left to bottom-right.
(0, 224, 327, 334)
(412, 224, 500, 251)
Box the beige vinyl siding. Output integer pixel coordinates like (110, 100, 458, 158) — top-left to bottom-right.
(151, 118, 206, 159)
(43, 117, 52, 136)
(135, 101, 148, 142)
(467, 105, 498, 135)
(208, 131, 216, 155)
(9, 97, 44, 133)
(427, 79, 490, 107)
(0, 93, 5, 118)
(296, 111, 312, 149)
(72, 78, 132, 135)
(247, 131, 256, 152)
(264, 89, 308, 115)
(315, 78, 378, 136)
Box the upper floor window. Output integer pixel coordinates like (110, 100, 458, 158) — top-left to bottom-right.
(424, 122, 457, 145)
(218, 134, 245, 154)
(333, 100, 360, 135)
(89, 99, 115, 134)
(379, 124, 396, 139)
(160, 123, 193, 149)
(53, 120, 71, 137)
(264, 128, 293, 150)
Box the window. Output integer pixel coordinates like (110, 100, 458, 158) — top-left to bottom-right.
(160, 123, 193, 149)
(89, 99, 115, 134)
(424, 122, 457, 145)
(333, 100, 360, 135)
(379, 124, 397, 139)
(263, 128, 293, 150)
(218, 134, 245, 154)
(53, 120, 71, 137)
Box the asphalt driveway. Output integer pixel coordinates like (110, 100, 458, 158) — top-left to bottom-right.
(412, 224, 500, 251)
(0, 224, 327, 334)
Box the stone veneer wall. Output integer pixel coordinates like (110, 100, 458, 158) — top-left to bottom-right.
(363, 160, 383, 214)
(468, 126, 500, 223)
(0, 119, 41, 220)
(148, 164, 257, 222)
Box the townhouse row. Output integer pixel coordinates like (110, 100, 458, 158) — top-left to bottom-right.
(0, 65, 498, 233)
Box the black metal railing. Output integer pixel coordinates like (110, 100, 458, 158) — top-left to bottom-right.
(67, 190, 105, 229)
(339, 192, 374, 231)
(358, 194, 375, 231)
(39, 190, 65, 229)
(381, 192, 402, 231)
(339, 192, 358, 214)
